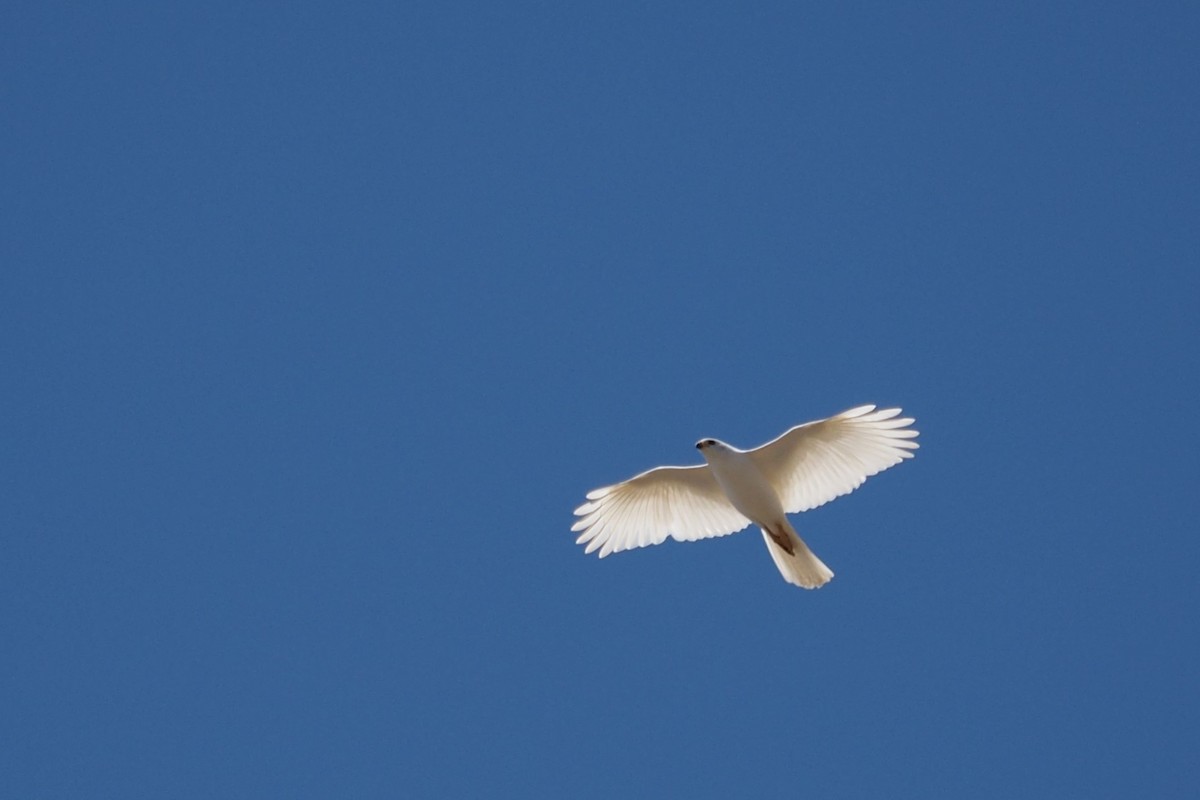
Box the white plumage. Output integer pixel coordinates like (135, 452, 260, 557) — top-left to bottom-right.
(572, 405, 919, 588)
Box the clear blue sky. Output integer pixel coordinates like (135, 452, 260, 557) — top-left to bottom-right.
(3, 2, 1198, 797)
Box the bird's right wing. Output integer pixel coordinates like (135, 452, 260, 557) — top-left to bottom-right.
(572, 465, 752, 558)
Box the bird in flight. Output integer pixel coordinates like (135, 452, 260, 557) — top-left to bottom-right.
(572, 405, 919, 589)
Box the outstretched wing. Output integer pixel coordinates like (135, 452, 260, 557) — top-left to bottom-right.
(748, 405, 919, 514)
(572, 464, 752, 558)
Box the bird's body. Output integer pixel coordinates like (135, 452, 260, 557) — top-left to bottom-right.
(697, 441, 835, 587)
(702, 445, 785, 524)
(572, 405, 919, 589)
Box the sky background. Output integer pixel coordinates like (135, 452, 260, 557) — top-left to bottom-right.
(3, 1, 1198, 797)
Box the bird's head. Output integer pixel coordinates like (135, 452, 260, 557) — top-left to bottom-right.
(695, 438, 729, 457)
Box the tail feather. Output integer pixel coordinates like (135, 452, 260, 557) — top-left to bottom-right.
(760, 522, 834, 589)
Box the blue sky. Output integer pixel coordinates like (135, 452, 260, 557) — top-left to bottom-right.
(3, 1, 1198, 796)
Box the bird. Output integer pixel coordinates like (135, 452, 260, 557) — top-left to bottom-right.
(572, 405, 919, 589)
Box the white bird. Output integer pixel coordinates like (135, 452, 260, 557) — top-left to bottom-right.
(572, 405, 919, 589)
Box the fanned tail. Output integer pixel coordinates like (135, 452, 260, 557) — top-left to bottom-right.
(760, 521, 834, 589)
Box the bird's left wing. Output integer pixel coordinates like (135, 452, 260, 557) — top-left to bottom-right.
(748, 405, 919, 514)
(572, 465, 752, 558)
